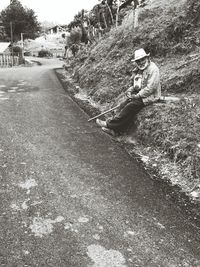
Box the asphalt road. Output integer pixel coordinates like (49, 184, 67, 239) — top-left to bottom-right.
(0, 58, 200, 267)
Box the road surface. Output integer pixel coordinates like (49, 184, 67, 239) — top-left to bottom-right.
(0, 58, 199, 267)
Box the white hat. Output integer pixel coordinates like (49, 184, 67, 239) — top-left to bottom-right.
(131, 48, 150, 61)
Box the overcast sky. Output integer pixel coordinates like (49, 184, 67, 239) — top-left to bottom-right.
(0, 0, 98, 24)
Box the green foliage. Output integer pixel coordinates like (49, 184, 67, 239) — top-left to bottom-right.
(162, 66, 200, 94)
(0, 0, 41, 41)
(12, 45, 22, 53)
(67, 9, 90, 46)
(38, 49, 53, 58)
(69, 27, 82, 45)
(186, 0, 200, 24)
(24, 51, 31, 56)
(0, 31, 9, 42)
(121, 0, 200, 58)
(137, 98, 200, 180)
(68, 9, 85, 30)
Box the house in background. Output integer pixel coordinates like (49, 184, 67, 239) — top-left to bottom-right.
(0, 42, 10, 54)
(47, 25, 69, 35)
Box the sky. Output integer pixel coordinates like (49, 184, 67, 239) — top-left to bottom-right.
(0, 0, 98, 24)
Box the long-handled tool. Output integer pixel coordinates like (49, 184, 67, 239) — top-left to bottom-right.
(88, 104, 120, 122)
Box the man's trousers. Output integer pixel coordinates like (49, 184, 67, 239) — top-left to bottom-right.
(107, 98, 145, 134)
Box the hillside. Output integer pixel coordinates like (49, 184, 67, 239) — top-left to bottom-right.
(60, 0, 200, 203)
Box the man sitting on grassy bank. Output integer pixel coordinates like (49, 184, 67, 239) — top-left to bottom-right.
(96, 48, 161, 136)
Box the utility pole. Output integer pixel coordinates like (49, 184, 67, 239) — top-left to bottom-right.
(21, 32, 24, 58)
(10, 21, 14, 66)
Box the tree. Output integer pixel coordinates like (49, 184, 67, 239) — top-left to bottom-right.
(0, 0, 41, 41)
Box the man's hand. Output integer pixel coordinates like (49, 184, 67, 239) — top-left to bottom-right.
(125, 91, 139, 100)
(125, 91, 132, 98)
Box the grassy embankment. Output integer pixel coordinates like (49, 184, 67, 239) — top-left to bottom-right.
(62, 0, 200, 200)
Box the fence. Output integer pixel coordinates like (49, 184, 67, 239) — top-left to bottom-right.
(0, 53, 20, 68)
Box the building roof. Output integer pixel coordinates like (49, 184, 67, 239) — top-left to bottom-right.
(48, 25, 69, 31)
(0, 42, 10, 53)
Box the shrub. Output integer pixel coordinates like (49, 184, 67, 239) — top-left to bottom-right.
(24, 51, 31, 56)
(137, 98, 200, 181)
(69, 27, 82, 45)
(38, 49, 53, 58)
(12, 46, 22, 53)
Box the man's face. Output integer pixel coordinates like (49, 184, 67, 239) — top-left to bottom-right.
(135, 57, 149, 70)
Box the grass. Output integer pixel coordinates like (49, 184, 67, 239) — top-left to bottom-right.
(66, 0, 200, 197)
(137, 97, 200, 184)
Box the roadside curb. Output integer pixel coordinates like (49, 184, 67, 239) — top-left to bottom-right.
(54, 68, 102, 119)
